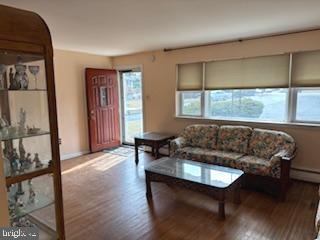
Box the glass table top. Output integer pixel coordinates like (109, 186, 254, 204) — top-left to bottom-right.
(145, 157, 244, 188)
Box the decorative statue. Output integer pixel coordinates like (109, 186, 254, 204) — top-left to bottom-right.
(10, 149, 20, 175)
(0, 64, 6, 89)
(19, 139, 26, 160)
(15, 195, 24, 208)
(14, 63, 28, 90)
(28, 181, 35, 204)
(18, 139, 26, 171)
(9, 67, 19, 90)
(28, 65, 40, 89)
(0, 115, 9, 129)
(25, 153, 32, 169)
(34, 153, 42, 168)
(21, 71, 29, 90)
(18, 108, 27, 134)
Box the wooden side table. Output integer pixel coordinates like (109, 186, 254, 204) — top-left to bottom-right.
(134, 132, 175, 164)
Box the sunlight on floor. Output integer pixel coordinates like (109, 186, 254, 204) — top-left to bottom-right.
(61, 153, 127, 175)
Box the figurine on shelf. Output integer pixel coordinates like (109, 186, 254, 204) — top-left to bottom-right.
(18, 139, 26, 159)
(21, 71, 29, 90)
(27, 125, 41, 135)
(18, 139, 27, 172)
(4, 157, 11, 177)
(28, 65, 40, 89)
(28, 181, 36, 204)
(18, 108, 27, 135)
(15, 195, 24, 208)
(33, 153, 43, 168)
(25, 153, 33, 169)
(10, 149, 20, 175)
(14, 63, 28, 90)
(9, 67, 20, 90)
(0, 116, 9, 139)
(0, 64, 6, 89)
(0, 115, 9, 129)
(16, 182, 24, 196)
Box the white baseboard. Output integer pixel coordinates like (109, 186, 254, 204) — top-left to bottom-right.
(290, 168, 320, 183)
(60, 150, 90, 161)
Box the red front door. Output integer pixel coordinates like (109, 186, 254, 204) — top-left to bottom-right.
(86, 68, 120, 152)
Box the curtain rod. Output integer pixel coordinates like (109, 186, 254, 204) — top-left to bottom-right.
(163, 27, 320, 52)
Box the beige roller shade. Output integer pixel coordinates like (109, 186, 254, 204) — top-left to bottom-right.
(205, 54, 290, 90)
(292, 50, 320, 87)
(177, 62, 203, 91)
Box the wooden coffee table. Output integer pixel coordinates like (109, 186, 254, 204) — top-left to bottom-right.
(144, 157, 244, 219)
(134, 132, 175, 164)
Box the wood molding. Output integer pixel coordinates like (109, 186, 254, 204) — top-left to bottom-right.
(290, 168, 320, 183)
(60, 151, 90, 161)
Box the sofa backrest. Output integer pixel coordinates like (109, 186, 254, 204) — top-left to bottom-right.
(181, 124, 219, 149)
(249, 128, 296, 160)
(217, 125, 252, 154)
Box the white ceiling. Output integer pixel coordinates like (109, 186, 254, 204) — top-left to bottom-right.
(1, 0, 320, 56)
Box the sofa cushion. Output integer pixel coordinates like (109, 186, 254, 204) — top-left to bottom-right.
(174, 147, 244, 167)
(217, 125, 252, 154)
(210, 150, 245, 167)
(249, 128, 295, 160)
(236, 155, 280, 178)
(180, 124, 219, 149)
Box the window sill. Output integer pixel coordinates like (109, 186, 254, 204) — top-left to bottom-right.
(175, 115, 320, 128)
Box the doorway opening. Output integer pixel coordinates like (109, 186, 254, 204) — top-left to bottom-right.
(119, 68, 143, 144)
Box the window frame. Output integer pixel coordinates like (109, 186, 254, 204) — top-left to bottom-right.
(176, 52, 320, 126)
(290, 87, 320, 124)
(204, 88, 289, 123)
(178, 91, 204, 117)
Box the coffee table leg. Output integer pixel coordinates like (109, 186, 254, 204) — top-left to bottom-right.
(135, 140, 139, 165)
(145, 172, 152, 198)
(218, 191, 225, 219)
(234, 182, 241, 204)
(218, 201, 225, 219)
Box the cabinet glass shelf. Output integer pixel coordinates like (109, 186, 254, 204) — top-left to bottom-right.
(0, 89, 47, 92)
(0, 130, 50, 141)
(7, 175, 56, 231)
(2, 134, 53, 179)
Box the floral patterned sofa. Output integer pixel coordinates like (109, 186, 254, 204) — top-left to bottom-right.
(170, 124, 296, 199)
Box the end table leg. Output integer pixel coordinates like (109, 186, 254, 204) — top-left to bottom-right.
(155, 142, 159, 159)
(145, 172, 152, 198)
(218, 201, 225, 219)
(135, 142, 139, 165)
(151, 145, 155, 157)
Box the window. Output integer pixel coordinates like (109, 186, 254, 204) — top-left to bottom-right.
(180, 91, 202, 116)
(176, 50, 320, 124)
(207, 89, 288, 122)
(294, 88, 320, 122)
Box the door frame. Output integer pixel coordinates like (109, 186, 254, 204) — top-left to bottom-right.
(116, 65, 145, 145)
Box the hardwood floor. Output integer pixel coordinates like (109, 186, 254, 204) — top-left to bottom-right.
(61, 151, 318, 240)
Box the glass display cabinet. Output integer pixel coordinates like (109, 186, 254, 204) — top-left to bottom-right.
(0, 5, 65, 240)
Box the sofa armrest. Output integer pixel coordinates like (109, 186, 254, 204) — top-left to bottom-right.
(170, 137, 187, 157)
(270, 148, 297, 164)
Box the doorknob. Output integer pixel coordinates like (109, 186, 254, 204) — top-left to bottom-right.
(89, 110, 95, 119)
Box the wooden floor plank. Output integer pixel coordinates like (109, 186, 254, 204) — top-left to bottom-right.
(61, 151, 318, 240)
